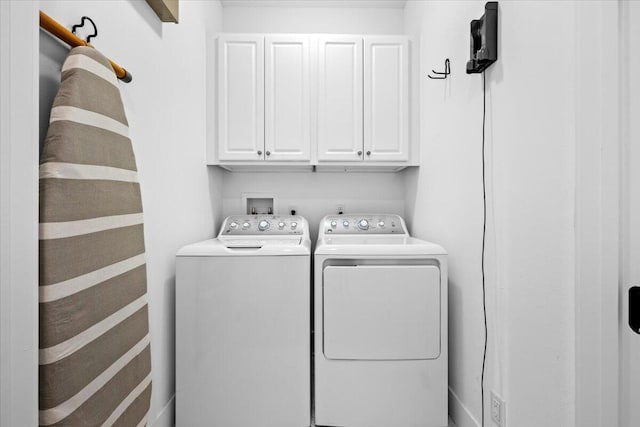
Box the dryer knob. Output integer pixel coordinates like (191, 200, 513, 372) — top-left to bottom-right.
(258, 220, 270, 231)
(330, 220, 337, 228)
(343, 220, 350, 228)
(278, 221, 286, 229)
(230, 221, 239, 229)
(291, 222, 298, 229)
(242, 222, 250, 229)
(377, 221, 385, 228)
(358, 219, 369, 230)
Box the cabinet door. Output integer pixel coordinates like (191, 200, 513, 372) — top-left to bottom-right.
(264, 36, 311, 161)
(317, 37, 363, 162)
(218, 35, 264, 161)
(364, 37, 409, 162)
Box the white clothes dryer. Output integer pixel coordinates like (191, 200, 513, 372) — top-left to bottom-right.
(314, 214, 448, 427)
(176, 215, 311, 427)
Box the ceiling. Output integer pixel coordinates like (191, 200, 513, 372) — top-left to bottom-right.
(220, 0, 408, 8)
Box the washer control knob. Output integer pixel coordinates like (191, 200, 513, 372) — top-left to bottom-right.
(343, 220, 350, 228)
(291, 222, 298, 229)
(330, 220, 337, 228)
(258, 220, 270, 231)
(278, 221, 286, 229)
(242, 221, 250, 230)
(377, 221, 385, 228)
(230, 221, 239, 229)
(357, 219, 369, 230)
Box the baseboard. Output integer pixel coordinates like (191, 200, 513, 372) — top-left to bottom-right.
(448, 387, 480, 427)
(151, 395, 175, 427)
(154, 390, 467, 427)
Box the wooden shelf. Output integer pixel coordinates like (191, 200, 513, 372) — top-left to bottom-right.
(146, 0, 179, 23)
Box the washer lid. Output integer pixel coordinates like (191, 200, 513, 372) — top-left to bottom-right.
(222, 238, 302, 248)
(176, 238, 310, 257)
(177, 214, 311, 256)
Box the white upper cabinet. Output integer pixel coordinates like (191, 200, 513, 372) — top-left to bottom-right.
(264, 36, 311, 161)
(218, 35, 264, 161)
(364, 36, 409, 162)
(317, 36, 364, 162)
(213, 33, 412, 170)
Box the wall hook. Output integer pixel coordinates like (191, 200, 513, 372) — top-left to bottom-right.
(428, 58, 451, 79)
(71, 16, 98, 44)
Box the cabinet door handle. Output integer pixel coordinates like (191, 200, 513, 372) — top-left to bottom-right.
(265, 151, 271, 156)
(257, 150, 263, 155)
(630, 286, 640, 334)
(366, 151, 371, 156)
(357, 150, 363, 156)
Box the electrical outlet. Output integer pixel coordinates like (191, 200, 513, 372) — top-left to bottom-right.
(490, 391, 506, 426)
(336, 204, 345, 215)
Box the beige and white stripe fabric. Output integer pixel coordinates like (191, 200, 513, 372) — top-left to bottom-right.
(39, 46, 151, 426)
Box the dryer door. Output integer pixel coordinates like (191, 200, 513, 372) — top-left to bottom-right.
(323, 265, 440, 360)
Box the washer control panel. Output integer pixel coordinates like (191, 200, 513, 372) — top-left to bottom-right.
(321, 214, 407, 235)
(221, 215, 305, 236)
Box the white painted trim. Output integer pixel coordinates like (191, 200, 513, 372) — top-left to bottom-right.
(574, 2, 622, 427)
(151, 395, 174, 427)
(0, 1, 39, 426)
(221, 0, 408, 9)
(448, 387, 480, 427)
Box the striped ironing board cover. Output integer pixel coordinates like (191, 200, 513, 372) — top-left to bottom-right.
(39, 46, 151, 426)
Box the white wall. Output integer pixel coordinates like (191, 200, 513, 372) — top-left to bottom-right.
(404, 1, 575, 427)
(39, 1, 224, 425)
(1, 2, 39, 426)
(220, 2, 407, 237)
(222, 3, 404, 34)
(15, 2, 596, 426)
(222, 172, 406, 241)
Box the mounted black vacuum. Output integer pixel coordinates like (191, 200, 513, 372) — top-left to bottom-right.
(466, 2, 498, 74)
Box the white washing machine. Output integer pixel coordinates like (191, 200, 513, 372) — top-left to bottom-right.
(176, 215, 311, 427)
(314, 214, 448, 427)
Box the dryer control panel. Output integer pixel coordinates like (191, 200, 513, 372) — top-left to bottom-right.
(321, 214, 408, 235)
(220, 215, 306, 236)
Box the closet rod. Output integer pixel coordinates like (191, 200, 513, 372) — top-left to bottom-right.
(39, 11, 132, 83)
